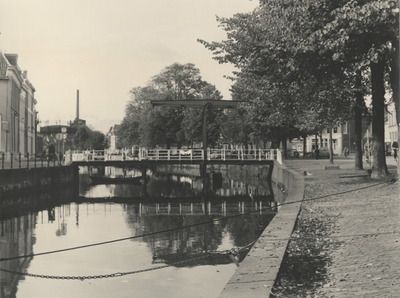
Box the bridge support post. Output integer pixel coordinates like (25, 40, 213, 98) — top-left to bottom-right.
(141, 166, 147, 198)
(202, 103, 211, 200)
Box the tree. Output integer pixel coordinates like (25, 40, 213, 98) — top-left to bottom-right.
(73, 125, 92, 150)
(199, 0, 398, 177)
(72, 125, 108, 150)
(307, 0, 398, 177)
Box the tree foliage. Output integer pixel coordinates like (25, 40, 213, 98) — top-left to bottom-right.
(199, 0, 398, 176)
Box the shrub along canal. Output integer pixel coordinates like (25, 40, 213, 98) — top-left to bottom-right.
(0, 164, 287, 298)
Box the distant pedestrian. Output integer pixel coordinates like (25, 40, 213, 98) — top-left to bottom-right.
(393, 142, 398, 162)
(48, 144, 55, 161)
(343, 147, 349, 158)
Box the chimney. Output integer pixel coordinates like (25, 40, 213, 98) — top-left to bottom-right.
(76, 90, 79, 120)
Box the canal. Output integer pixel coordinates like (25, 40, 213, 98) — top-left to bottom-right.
(1, 164, 286, 298)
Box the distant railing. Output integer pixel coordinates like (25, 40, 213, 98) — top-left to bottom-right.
(0, 148, 282, 170)
(0, 152, 64, 169)
(68, 148, 282, 164)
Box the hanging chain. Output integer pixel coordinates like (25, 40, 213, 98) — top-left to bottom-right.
(0, 244, 253, 281)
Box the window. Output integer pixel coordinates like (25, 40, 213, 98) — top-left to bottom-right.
(333, 127, 338, 133)
(343, 123, 348, 134)
(11, 80, 20, 112)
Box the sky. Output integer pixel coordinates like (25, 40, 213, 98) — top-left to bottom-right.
(0, 0, 259, 133)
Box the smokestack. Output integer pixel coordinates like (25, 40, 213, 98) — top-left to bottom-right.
(76, 90, 79, 120)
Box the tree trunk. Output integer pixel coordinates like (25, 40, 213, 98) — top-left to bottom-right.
(302, 135, 306, 157)
(370, 59, 389, 178)
(390, 36, 400, 177)
(315, 134, 318, 149)
(354, 70, 364, 170)
(281, 134, 288, 159)
(329, 127, 334, 164)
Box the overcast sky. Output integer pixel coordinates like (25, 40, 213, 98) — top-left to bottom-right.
(0, 0, 258, 133)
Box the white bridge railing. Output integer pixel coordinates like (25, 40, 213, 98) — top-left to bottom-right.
(67, 148, 281, 164)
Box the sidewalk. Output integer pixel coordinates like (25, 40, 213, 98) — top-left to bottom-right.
(272, 155, 399, 297)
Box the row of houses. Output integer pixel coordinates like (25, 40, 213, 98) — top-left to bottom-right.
(0, 52, 38, 157)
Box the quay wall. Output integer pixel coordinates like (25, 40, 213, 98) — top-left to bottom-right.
(0, 166, 78, 206)
(218, 161, 304, 298)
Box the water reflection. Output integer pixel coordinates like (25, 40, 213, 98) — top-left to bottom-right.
(80, 165, 273, 200)
(0, 165, 286, 298)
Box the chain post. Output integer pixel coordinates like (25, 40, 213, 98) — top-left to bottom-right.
(10, 152, 13, 168)
(19, 152, 21, 168)
(27, 152, 30, 169)
(1, 152, 4, 169)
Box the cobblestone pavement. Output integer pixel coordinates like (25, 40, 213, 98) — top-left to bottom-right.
(275, 155, 399, 297)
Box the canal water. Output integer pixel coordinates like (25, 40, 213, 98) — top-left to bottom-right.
(1, 165, 286, 298)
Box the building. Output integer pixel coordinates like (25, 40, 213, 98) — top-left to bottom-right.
(39, 125, 77, 155)
(0, 52, 37, 157)
(385, 102, 398, 155)
(107, 124, 120, 150)
(290, 120, 374, 156)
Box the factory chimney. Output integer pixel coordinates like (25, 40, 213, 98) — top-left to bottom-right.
(76, 90, 79, 121)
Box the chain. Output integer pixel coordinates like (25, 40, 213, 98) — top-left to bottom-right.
(0, 244, 253, 281)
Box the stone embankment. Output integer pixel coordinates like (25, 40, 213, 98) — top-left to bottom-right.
(0, 164, 78, 214)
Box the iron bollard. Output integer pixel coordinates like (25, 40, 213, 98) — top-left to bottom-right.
(1, 152, 4, 169)
(27, 152, 30, 169)
(34, 153, 37, 168)
(47, 155, 50, 167)
(19, 152, 21, 168)
(10, 152, 13, 169)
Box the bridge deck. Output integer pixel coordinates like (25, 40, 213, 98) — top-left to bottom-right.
(71, 159, 275, 168)
(68, 148, 281, 167)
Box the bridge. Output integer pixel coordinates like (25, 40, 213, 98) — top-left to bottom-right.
(66, 148, 282, 167)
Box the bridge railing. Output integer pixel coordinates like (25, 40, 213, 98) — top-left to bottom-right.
(69, 148, 281, 163)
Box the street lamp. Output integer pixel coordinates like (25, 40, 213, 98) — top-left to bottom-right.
(151, 99, 241, 197)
